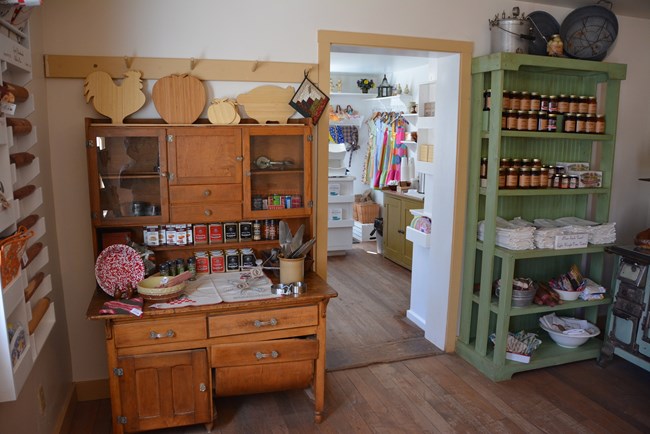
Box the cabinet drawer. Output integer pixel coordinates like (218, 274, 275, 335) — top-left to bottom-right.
(211, 338, 318, 367)
(170, 203, 242, 223)
(114, 316, 206, 348)
(212, 339, 317, 397)
(169, 184, 242, 204)
(208, 306, 318, 338)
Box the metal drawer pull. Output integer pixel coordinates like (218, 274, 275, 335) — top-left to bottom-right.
(203, 189, 211, 197)
(255, 350, 279, 360)
(149, 329, 175, 339)
(199, 383, 207, 392)
(204, 209, 213, 216)
(253, 318, 278, 328)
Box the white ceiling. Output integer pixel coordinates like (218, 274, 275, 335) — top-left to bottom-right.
(330, 45, 444, 75)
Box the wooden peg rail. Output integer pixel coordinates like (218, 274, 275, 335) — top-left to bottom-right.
(44, 54, 319, 83)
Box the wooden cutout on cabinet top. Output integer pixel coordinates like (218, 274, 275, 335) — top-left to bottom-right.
(83, 70, 146, 124)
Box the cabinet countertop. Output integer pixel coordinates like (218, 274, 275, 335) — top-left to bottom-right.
(87, 271, 337, 321)
(382, 190, 424, 202)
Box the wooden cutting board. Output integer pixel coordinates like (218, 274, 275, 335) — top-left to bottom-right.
(152, 74, 206, 124)
(236, 85, 296, 124)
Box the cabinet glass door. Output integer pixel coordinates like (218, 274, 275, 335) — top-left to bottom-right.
(243, 125, 312, 219)
(87, 126, 168, 225)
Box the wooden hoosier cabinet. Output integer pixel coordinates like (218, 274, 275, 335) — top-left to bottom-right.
(84, 120, 337, 432)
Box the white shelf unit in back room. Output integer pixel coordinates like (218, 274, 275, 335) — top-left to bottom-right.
(0, 17, 55, 402)
(327, 175, 355, 254)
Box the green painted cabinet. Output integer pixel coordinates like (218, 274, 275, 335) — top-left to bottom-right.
(456, 53, 626, 381)
(383, 192, 422, 270)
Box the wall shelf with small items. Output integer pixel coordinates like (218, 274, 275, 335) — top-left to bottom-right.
(0, 12, 55, 402)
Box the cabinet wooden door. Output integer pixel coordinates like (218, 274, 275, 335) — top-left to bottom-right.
(167, 127, 243, 222)
(117, 349, 211, 432)
(383, 194, 419, 269)
(242, 124, 312, 219)
(86, 125, 168, 226)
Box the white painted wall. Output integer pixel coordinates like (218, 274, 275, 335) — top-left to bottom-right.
(16, 0, 650, 416)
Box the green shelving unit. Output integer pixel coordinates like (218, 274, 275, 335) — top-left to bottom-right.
(456, 53, 626, 381)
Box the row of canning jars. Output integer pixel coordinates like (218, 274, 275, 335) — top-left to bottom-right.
(502, 110, 605, 133)
(480, 158, 578, 189)
(484, 90, 598, 115)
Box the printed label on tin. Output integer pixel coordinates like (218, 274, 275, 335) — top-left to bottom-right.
(209, 223, 223, 244)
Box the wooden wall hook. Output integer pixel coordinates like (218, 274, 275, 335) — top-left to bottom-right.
(251, 60, 260, 72)
(124, 56, 133, 69)
(190, 57, 196, 71)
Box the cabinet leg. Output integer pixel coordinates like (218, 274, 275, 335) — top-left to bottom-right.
(204, 421, 215, 432)
(314, 411, 323, 424)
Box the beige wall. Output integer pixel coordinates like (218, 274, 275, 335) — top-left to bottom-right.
(2, 1, 648, 432)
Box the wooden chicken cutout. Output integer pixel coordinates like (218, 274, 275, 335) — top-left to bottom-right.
(84, 70, 146, 123)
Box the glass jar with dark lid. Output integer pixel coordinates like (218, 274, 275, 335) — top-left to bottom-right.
(539, 167, 549, 188)
(511, 158, 522, 168)
(506, 110, 517, 130)
(578, 96, 589, 113)
(532, 158, 542, 167)
(540, 94, 550, 111)
(563, 113, 576, 133)
(498, 167, 507, 188)
(568, 95, 579, 113)
(548, 95, 558, 113)
(516, 110, 527, 131)
(500, 158, 511, 167)
(530, 92, 541, 111)
(502, 90, 511, 110)
(575, 113, 586, 133)
(521, 158, 532, 167)
(530, 167, 541, 188)
(596, 114, 606, 133)
(510, 91, 521, 110)
(537, 111, 548, 131)
(518, 167, 531, 189)
(506, 167, 519, 189)
(520, 91, 531, 111)
(527, 110, 538, 131)
(587, 96, 597, 114)
(558, 94, 569, 114)
(548, 113, 558, 131)
(585, 114, 596, 133)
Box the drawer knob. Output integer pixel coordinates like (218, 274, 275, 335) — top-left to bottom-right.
(149, 329, 175, 339)
(203, 189, 211, 197)
(236, 156, 243, 161)
(255, 350, 279, 360)
(253, 318, 278, 328)
(204, 209, 213, 216)
(199, 383, 207, 392)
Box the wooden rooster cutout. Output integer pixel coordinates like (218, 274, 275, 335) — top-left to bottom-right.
(84, 70, 146, 123)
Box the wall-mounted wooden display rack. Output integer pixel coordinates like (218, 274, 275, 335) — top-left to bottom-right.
(43, 54, 318, 83)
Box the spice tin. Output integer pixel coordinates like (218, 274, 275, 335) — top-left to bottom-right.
(209, 250, 225, 273)
(166, 225, 177, 246)
(253, 220, 262, 241)
(159, 225, 166, 246)
(239, 221, 253, 242)
(194, 224, 208, 244)
(240, 248, 256, 269)
(225, 249, 240, 272)
(224, 222, 238, 243)
(144, 226, 160, 246)
(176, 224, 187, 246)
(209, 223, 223, 244)
(186, 224, 193, 245)
(196, 251, 210, 274)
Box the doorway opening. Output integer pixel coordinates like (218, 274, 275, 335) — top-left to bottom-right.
(316, 31, 472, 352)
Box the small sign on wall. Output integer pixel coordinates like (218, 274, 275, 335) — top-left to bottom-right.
(554, 233, 588, 250)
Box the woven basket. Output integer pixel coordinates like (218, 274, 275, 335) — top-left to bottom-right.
(354, 202, 380, 224)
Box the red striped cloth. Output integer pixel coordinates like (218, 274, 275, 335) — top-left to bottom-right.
(99, 297, 143, 316)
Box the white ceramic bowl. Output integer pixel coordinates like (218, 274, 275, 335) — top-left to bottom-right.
(552, 288, 581, 301)
(540, 323, 600, 348)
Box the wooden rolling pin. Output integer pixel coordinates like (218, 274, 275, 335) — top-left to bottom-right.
(13, 184, 35, 200)
(9, 152, 35, 168)
(28, 297, 51, 334)
(21, 242, 43, 269)
(24, 272, 44, 302)
(6, 117, 32, 135)
(17, 214, 39, 230)
(0, 81, 29, 103)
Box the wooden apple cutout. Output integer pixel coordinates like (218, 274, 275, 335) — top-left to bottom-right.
(152, 74, 206, 124)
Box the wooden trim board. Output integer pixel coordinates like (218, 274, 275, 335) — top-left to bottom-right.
(44, 55, 318, 83)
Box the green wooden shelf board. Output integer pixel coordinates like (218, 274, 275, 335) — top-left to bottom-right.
(479, 187, 608, 197)
(476, 241, 608, 260)
(471, 293, 612, 316)
(455, 335, 604, 381)
(471, 53, 627, 80)
(480, 130, 614, 142)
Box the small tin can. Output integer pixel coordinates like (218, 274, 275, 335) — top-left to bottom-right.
(159, 225, 166, 246)
(176, 224, 187, 246)
(194, 224, 208, 244)
(209, 223, 223, 244)
(253, 220, 262, 241)
(225, 249, 240, 272)
(252, 195, 264, 210)
(291, 195, 302, 208)
(210, 250, 225, 273)
(166, 225, 177, 246)
(240, 248, 256, 269)
(239, 221, 253, 242)
(144, 226, 160, 246)
(223, 222, 238, 243)
(196, 252, 210, 274)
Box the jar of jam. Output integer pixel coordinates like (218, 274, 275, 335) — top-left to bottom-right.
(516, 110, 528, 131)
(560, 174, 570, 189)
(539, 167, 549, 188)
(548, 113, 558, 131)
(502, 90, 511, 110)
(530, 92, 541, 111)
(540, 94, 550, 112)
(530, 167, 541, 188)
(578, 96, 589, 113)
(548, 95, 558, 113)
(518, 167, 531, 189)
(501, 111, 508, 129)
(506, 110, 517, 130)
(596, 114, 606, 134)
(520, 91, 531, 111)
(506, 167, 519, 189)
(498, 167, 507, 188)
(500, 158, 511, 167)
(547, 165, 556, 187)
(511, 158, 522, 168)
(575, 113, 586, 133)
(510, 91, 521, 110)
(563, 113, 576, 133)
(558, 94, 569, 113)
(552, 173, 562, 188)
(587, 96, 597, 114)
(568, 95, 579, 113)
(569, 175, 579, 189)
(521, 158, 532, 167)
(527, 110, 538, 131)
(537, 111, 548, 131)
(585, 114, 596, 134)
